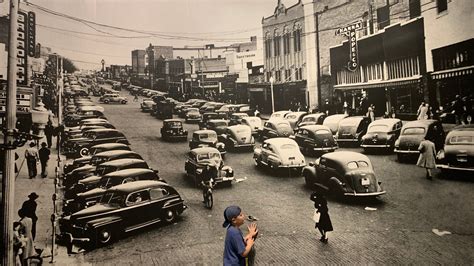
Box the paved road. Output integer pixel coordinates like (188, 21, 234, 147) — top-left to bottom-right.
(68, 90, 474, 265)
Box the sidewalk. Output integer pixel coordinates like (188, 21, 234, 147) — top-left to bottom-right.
(13, 135, 83, 264)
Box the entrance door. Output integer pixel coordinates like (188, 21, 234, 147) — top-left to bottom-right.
(368, 88, 387, 117)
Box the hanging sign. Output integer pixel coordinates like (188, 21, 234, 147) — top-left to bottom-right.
(336, 21, 363, 72)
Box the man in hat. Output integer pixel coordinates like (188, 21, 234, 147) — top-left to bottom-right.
(21, 192, 39, 240)
(25, 142, 39, 179)
(38, 142, 51, 178)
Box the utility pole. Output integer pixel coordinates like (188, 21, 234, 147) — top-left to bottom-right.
(315, 12, 322, 109)
(2, 0, 19, 264)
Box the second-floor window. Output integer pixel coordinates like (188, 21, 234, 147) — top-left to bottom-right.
(437, 0, 448, 13)
(274, 36, 281, 57)
(409, 0, 421, 18)
(293, 29, 301, 52)
(283, 32, 291, 54)
(377, 5, 390, 30)
(265, 39, 272, 58)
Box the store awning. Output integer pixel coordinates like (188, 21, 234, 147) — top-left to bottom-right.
(431, 65, 474, 80)
(334, 76, 421, 91)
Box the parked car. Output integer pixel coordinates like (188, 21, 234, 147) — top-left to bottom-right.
(241, 116, 263, 137)
(229, 113, 249, 126)
(302, 151, 386, 197)
(270, 110, 292, 120)
(65, 129, 130, 157)
(140, 98, 155, 112)
(394, 120, 445, 162)
(295, 113, 327, 130)
(64, 107, 106, 127)
(360, 118, 403, 151)
(285, 111, 308, 129)
(322, 114, 349, 135)
(59, 180, 187, 248)
(260, 119, 293, 140)
(161, 119, 188, 141)
(206, 119, 229, 135)
(436, 125, 474, 175)
(184, 147, 234, 186)
(88, 143, 131, 157)
(185, 108, 202, 123)
(100, 94, 128, 104)
(253, 138, 306, 173)
(218, 125, 255, 151)
(335, 116, 371, 145)
(177, 104, 193, 118)
(292, 125, 338, 155)
(189, 129, 226, 155)
(216, 104, 238, 119)
(199, 112, 221, 129)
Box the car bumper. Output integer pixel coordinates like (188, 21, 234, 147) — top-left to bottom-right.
(344, 190, 386, 197)
(233, 143, 254, 148)
(336, 138, 359, 142)
(437, 164, 474, 172)
(394, 148, 419, 154)
(313, 146, 337, 151)
(185, 117, 201, 121)
(361, 144, 392, 148)
(278, 164, 306, 169)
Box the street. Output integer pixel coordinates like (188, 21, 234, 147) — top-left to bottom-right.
(65, 89, 474, 265)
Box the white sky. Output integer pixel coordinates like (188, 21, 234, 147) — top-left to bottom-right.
(6, 0, 298, 70)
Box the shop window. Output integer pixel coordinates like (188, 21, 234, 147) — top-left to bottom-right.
(409, 0, 421, 19)
(377, 5, 390, 30)
(437, 0, 448, 13)
(387, 57, 419, 80)
(336, 68, 362, 85)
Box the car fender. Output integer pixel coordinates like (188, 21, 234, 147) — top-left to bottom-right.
(86, 216, 123, 229)
(328, 176, 345, 194)
(302, 166, 316, 179)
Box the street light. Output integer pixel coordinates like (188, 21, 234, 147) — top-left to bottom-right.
(269, 76, 275, 113)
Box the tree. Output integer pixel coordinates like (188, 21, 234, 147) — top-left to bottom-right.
(62, 57, 78, 73)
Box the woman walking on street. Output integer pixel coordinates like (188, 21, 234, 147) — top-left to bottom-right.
(417, 136, 437, 180)
(25, 142, 39, 179)
(310, 188, 333, 243)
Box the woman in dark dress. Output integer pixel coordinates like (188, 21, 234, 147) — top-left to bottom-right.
(310, 190, 333, 243)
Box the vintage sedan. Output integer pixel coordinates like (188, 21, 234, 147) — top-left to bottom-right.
(140, 98, 155, 112)
(295, 113, 327, 130)
(198, 112, 221, 129)
(241, 116, 263, 136)
(189, 130, 226, 155)
(285, 111, 308, 129)
(302, 151, 386, 197)
(253, 138, 306, 172)
(59, 180, 187, 248)
(65, 129, 130, 158)
(260, 119, 293, 140)
(88, 143, 131, 157)
(437, 125, 474, 175)
(184, 147, 234, 186)
(218, 125, 255, 151)
(394, 120, 445, 162)
(270, 110, 292, 120)
(184, 108, 202, 123)
(322, 114, 349, 135)
(161, 119, 188, 141)
(206, 119, 229, 135)
(361, 118, 403, 151)
(335, 116, 371, 145)
(229, 113, 249, 126)
(100, 94, 128, 104)
(292, 125, 338, 155)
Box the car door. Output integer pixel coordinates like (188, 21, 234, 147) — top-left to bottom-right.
(149, 186, 172, 222)
(124, 190, 152, 228)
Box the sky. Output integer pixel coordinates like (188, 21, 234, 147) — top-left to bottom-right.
(4, 0, 299, 70)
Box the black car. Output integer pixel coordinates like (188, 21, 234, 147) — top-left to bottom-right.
(206, 119, 229, 135)
(292, 125, 338, 155)
(184, 147, 234, 187)
(65, 129, 130, 158)
(360, 119, 403, 151)
(335, 116, 371, 145)
(59, 181, 187, 248)
(189, 129, 226, 155)
(228, 113, 249, 126)
(161, 119, 188, 141)
(199, 112, 221, 129)
(437, 125, 474, 175)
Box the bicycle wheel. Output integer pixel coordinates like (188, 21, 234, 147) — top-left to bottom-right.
(205, 191, 213, 209)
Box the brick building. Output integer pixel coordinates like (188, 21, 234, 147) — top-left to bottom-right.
(131, 49, 146, 77)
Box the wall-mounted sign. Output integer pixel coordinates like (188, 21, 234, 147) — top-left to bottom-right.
(0, 88, 33, 114)
(17, 11, 28, 86)
(336, 21, 362, 72)
(27, 12, 36, 57)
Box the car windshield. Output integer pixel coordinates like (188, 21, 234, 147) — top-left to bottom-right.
(303, 117, 316, 122)
(277, 123, 292, 130)
(166, 121, 182, 127)
(286, 114, 297, 119)
(197, 152, 221, 161)
(368, 125, 389, 132)
(347, 161, 370, 169)
(314, 129, 331, 135)
(213, 121, 227, 127)
(188, 108, 199, 113)
(449, 135, 474, 145)
(280, 143, 297, 149)
(100, 192, 125, 206)
(403, 127, 425, 135)
(199, 133, 217, 140)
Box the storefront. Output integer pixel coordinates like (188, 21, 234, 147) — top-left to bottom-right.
(330, 18, 426, 119)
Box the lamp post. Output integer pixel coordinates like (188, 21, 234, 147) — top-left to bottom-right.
(269, 76, 275, 113)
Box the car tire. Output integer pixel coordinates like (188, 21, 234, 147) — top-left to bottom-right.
(254, 158, 262, 167)
(205, 192, 213, 209)
(104, 99, 110, 104)
(164, 209, 177, 223)
(94, 227, 114, 247)
(121, 100, 127, 104)
(79, 147, 89, 157)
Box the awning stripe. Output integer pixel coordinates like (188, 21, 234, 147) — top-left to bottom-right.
(431, 66, 474, 80)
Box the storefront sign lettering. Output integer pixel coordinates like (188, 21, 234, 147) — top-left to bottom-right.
(336, 21, 362, 72)
(17, 11, 28, 86)
(27, 12, 36, 57)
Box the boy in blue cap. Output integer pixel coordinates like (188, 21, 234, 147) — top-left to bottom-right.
(222, 205, 258, 266)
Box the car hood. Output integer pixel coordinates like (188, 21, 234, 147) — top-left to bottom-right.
(79, 175, 101, 185)
(68, 137, 90, 143)
(70, 164, 95, 174)
(78, 187, 106, 198)
(73, 156, 92, 164)
(71, 203, 118, 219)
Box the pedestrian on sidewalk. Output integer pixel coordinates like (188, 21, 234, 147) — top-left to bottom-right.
(417, 103, 429, 120)
(417, 136, 437, 180)
(44, 121, 54, 148)
(18, 208, 37, 264)
(310, 187, 333, 243)
(55, 123, 65, 150)
(38, 142, 51, 178)
(25, 142, 39, 179)
(366, 104, 375, 122)
(21, 192, 39, 241)
(13, 221, 27, 266)
(223, 205, 258, 266)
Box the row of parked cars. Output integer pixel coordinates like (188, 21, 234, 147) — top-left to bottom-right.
(58, 88, 187, 249)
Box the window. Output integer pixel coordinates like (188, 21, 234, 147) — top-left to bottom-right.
(403, 127, 425, 135)
(293, 28, 301, 52)
(150, 188, 170, 200)
(265, 38, 272, 58)
(283, 31, 291, 54)
(437, 0, 447, 13)
(274, 35, 281, 57)
(387, 56, 420, 79)
(126, 191, 150, 205)
(377, 5, 390, 30)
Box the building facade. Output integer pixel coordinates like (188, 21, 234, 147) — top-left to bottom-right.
(131, 49, 146, 76)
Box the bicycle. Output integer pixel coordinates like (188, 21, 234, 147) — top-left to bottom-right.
(201, 178, 215, 209)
